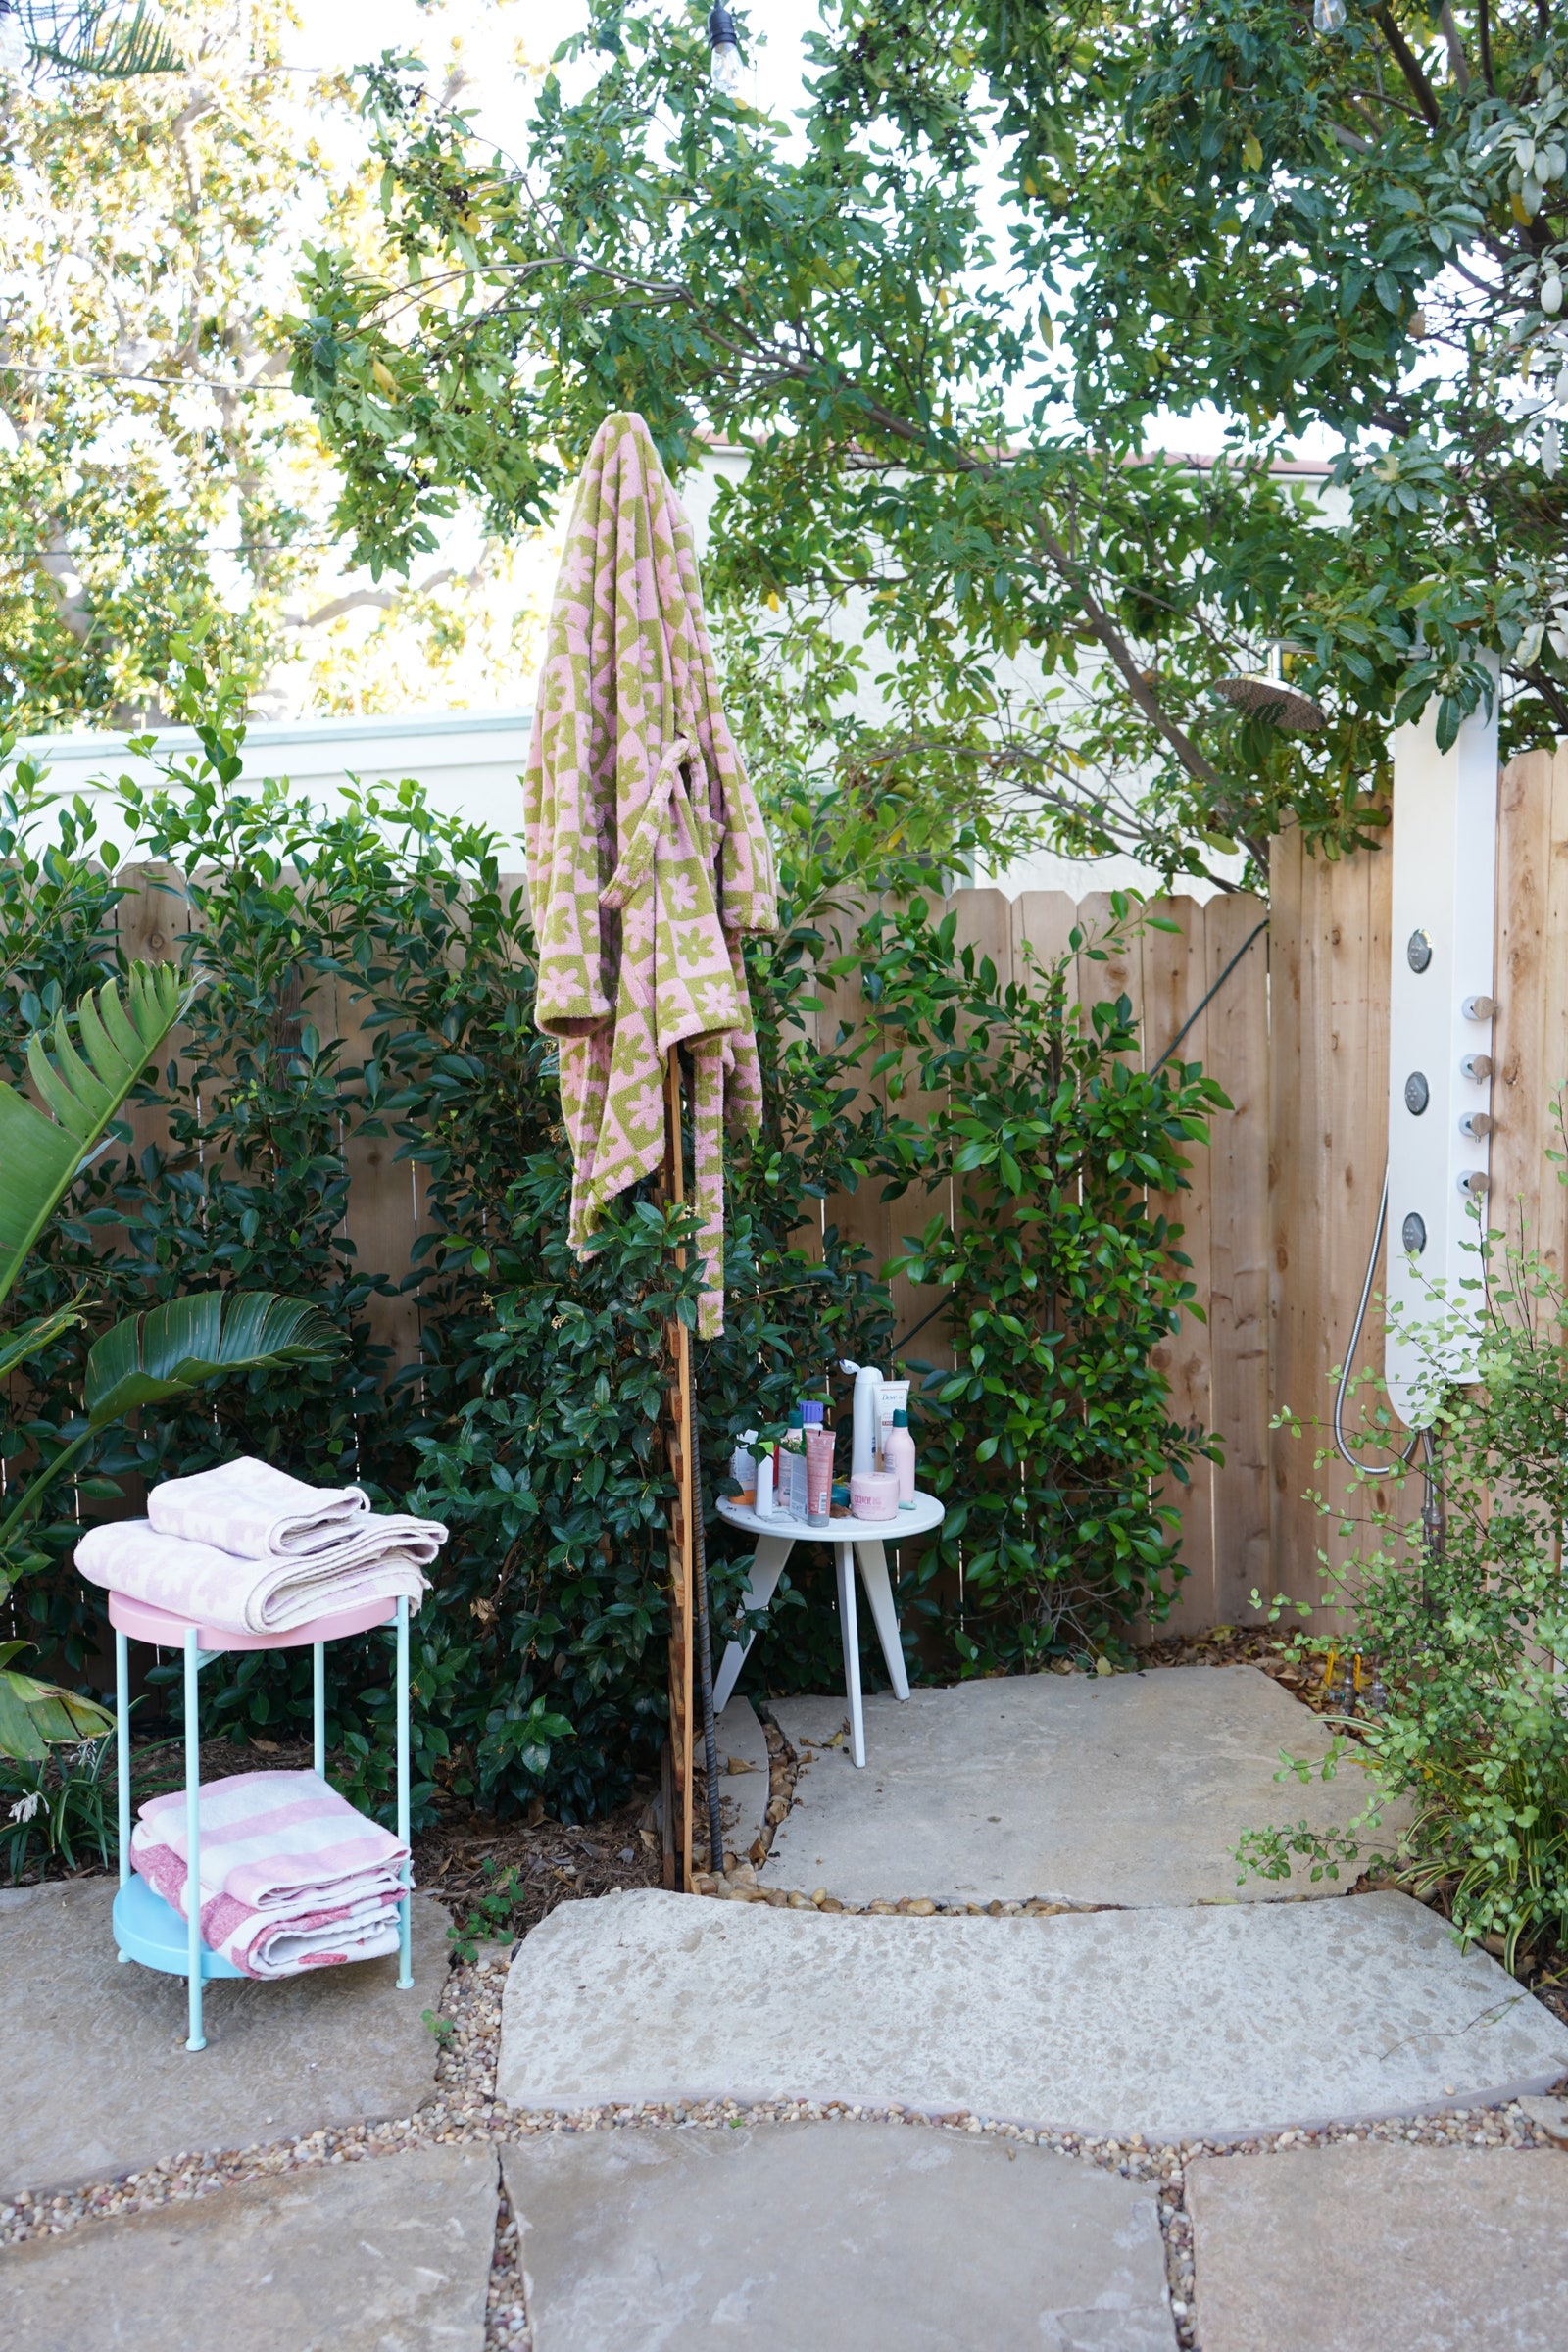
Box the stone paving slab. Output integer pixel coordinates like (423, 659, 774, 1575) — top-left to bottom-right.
(1187, 2141, 1568, 2351)
(767, 1667, 1410, 1907)
(500, 2122, 1174, 2350)
(497, 1888, 1568, 2141)
(0, 2143, 497, 2352)
(0, 1880, 450, 2199)
(713, 1695, 770, 1861)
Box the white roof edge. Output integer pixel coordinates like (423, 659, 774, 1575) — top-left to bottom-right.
(19, 708, 536, 761)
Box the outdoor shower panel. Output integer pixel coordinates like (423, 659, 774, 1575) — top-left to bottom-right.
(1384, 669, 1499, 1428)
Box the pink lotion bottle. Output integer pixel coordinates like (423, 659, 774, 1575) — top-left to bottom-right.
(883, 1407, 917, 1508)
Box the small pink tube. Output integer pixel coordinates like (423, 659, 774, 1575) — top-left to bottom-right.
(804, 1425, 835, 1526)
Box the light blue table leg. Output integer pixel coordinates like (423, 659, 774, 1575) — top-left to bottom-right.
(711, 1535, 796, 1713)
(183, 1628, 205, 2051)
(313, 1642, 325, 1779)
(834, 1542, 866, 1769)
(115, 1628, 130, 1959)
(396, 1596, 412, 1989)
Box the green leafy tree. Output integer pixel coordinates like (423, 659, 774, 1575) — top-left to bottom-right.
(293, 3, 1568, 889)
(0, 0, 522, 728)
(1, 1, 181, 80)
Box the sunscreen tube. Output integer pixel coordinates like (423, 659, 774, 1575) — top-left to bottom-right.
(804, 1425, 835, 1528)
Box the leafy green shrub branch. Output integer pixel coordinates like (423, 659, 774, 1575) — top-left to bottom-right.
(1238, 1140, 1568, 1971)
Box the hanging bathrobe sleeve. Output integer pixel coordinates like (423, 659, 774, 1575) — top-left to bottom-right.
(524, 460, 615, 1038)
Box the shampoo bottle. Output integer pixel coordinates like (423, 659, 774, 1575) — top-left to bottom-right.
(883, 1407, 917, 1507)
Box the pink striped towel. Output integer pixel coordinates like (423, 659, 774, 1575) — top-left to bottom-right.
(131, 1838, 403, 1977)
(129, 1770, 410, 1980)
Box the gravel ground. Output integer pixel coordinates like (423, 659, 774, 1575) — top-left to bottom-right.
(2, 1941, 1563, 2352)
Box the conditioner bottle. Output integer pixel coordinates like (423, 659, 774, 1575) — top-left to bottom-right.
(883, 1407, 917, 1508)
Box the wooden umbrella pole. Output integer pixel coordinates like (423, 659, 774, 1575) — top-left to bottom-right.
(662, 1047, 727, 1889)
(662, 1049, 695, 1890)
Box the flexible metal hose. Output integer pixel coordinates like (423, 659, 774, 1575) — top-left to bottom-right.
(1333, 1165, 1421, 1476)
(1334, 1163, 1441, 1596)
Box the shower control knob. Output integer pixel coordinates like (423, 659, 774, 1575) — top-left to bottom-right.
(1457, 1169, 1491, 1198)
(1459, 1111, 1492, 1139)
(1459, 1054, 1493, 1082)
(1461, 994, 1496, 1022)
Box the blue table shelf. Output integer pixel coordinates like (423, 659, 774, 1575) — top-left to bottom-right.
(112, 1871, 247, 1979)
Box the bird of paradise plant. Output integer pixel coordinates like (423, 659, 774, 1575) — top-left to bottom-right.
(0, 961, 339, 1759)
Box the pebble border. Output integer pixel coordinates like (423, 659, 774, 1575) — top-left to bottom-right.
(2, 1952, 1562, 2352)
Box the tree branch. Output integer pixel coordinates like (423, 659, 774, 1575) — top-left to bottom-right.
(1521, 662, 1568, 736)
(290, 564, 460, 630)
(1437, 3, 1470, 92)
(1375, 7, 1443, 130)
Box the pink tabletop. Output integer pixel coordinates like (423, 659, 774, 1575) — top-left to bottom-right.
(106, 1589, 399, 1651)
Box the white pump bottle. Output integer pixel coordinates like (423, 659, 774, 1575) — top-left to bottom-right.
(841, 1360, 884, 1478)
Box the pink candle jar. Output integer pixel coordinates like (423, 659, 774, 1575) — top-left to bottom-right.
(849, 1469, 900, 1521)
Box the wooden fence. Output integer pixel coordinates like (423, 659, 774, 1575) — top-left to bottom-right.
(97, 746, 1568, 1634)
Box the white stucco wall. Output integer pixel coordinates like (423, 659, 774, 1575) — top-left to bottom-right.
(14, 708, 535, 854)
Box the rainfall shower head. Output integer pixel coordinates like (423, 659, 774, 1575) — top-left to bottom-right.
(1214, 638, 1327, 732)
(1212, 673, 1327, 731)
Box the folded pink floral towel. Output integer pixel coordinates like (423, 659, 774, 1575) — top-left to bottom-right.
(130, 1771, 409, 1980)
(147, 1457, 371, 1558)
(76, 1513, 440, 1635)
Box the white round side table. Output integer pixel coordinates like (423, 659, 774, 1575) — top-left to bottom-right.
(713, 1490, 946, 1768)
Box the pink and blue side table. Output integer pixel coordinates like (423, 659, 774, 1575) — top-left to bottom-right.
(107, 1588, 416, 2052)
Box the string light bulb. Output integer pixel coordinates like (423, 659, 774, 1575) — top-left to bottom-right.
(709, 5, 743, 93)
(1313, 0, 1348, 30)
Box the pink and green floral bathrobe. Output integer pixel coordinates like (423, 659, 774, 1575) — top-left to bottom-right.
(524, 412, 777, 1337)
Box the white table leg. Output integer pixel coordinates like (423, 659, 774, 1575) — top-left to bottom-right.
(854, 1540, 910, 1701)
(711, 1534, 796, 1713)
(835, 1542, 866, 1768)
(115, 1627, 130, 1962)
(183, 1629, 205, 2053)
(396, 1597, 413, 1991)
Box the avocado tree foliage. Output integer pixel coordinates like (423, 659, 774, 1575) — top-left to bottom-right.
(292, 5, 1568, 888)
